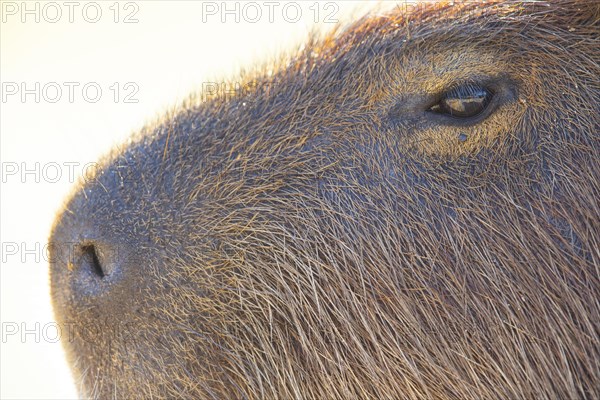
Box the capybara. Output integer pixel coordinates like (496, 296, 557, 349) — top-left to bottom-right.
(49, 1, 599, 398)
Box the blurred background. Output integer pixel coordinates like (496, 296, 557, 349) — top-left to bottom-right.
(1, 1, 394, 398)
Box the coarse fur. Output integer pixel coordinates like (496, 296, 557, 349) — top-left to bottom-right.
(49, 1, 599, 399)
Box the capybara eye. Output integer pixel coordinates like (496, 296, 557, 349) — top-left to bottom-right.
(429, 85, 492, 118)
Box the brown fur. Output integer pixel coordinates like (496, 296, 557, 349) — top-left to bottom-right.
(50, 1, 599, 398)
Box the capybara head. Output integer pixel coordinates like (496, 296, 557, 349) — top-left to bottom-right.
(49, 1, 599, 398)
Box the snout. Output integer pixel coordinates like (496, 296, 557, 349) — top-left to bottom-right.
(50, 214, 129, 297)
(48, 165, 153, 329)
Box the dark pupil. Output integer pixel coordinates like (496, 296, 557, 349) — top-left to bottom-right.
(440, 86, 491, 118)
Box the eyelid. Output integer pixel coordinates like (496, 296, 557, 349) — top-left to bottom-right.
(437, 77, 495, 95)
(444, 84, 491, 100)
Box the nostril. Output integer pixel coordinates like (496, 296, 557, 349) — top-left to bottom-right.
(51, 215, 132, 296)
(81, 244, 105, 278)
(59, 238, 129, 296)
(68, 241, 120, 281)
